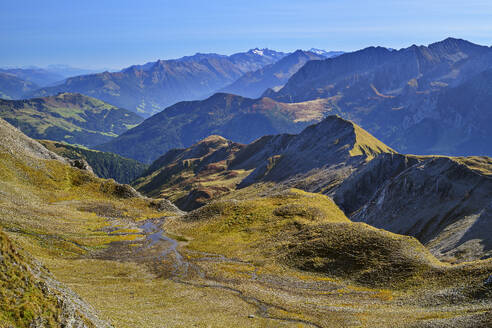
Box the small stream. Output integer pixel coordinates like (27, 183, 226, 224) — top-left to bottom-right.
(136, 217, 322, 328)
(140, 220, 188, 276)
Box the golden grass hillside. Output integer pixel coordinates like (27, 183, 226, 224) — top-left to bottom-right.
(168, 188, 492, 290)
(0, 119, 315, 327)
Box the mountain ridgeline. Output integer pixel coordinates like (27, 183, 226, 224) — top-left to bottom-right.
(133, 115, 395, 209)
(0, 67, 65, 87)
(98, 93, 332, 163)
(220, 50, 326, 98)
(29, 49, 287, 117)
(265, 38, 492, 157)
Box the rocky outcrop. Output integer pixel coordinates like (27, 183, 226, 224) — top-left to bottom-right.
(333, 153, 421, 215)
(339, 156, 492, 262)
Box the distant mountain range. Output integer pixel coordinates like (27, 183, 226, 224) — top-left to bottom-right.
(0, 93, 143, 147)
(4, 38, 492, 159)
(97, 93, 331, 163)
(264, 38, 492, 157)
(220, 50, 326, 98)
(0, 68, 64, 88)
(42, 64, 114, 78)
(97, 38, 492, 164)
(0, 72, 39, 99)
(308, 48, 345, 58)
(29, 49, 287, 117)
(0, 65, 111, 93)
(0, 47, 343, 118)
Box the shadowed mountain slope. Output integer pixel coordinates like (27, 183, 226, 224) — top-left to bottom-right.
(232, 115, 395, 189)
(265, 38, 492, 156)
(98, 93, 332, 163)
(334, 154, 492, 262)
(39, 140, 148, 184)
(220, 50, 325, 98)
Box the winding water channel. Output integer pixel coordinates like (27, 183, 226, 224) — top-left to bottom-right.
(136, 217, 323, 328)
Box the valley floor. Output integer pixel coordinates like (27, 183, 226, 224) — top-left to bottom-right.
(6, 197, 490, 328)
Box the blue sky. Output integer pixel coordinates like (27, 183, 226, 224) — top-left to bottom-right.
(1, 0, 492, 69)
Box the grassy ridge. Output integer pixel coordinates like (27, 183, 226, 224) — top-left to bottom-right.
(0, 92, 143, 147)
(169, 188, 492, 289)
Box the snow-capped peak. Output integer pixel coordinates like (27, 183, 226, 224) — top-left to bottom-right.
(252, 49, 264, 56)
(309, 48, 328, 55)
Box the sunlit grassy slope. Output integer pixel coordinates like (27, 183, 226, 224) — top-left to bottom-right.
(0, 119, 314, 327)
(168, 188, 491, 288)
(0, 92, 143, 147)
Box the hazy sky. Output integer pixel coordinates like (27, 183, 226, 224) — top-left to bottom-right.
(1, 0, 492, 69)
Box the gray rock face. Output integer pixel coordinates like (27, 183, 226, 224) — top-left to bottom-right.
(333, 153, 421, 215)
(148, 198, 184, 214)
(69, 158, 94, 173)
(338, 155, 492, 262)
